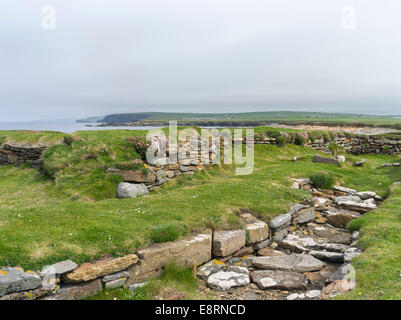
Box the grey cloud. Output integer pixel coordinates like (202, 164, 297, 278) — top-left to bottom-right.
(1, 0, 401, 121)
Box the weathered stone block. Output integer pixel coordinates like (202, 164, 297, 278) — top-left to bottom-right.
(41, 279, 102, 300)
(213, 230, 246, 257)
(63, 254, 138, 283)
(128, 231, 212, 285)
(0, 268, 41, 297)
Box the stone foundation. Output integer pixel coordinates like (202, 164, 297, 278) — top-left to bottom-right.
(0, 144, 45, 169)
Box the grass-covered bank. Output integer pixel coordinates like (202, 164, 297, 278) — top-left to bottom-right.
(336, 184, 401, 300)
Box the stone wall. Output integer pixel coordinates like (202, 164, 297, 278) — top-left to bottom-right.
(254, 134, 401, 155)
(0, 144, 45, 169)
(0, 215, 270, 300)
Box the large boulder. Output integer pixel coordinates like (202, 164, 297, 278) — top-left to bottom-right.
(251, 254, 325, 272)
(213, 230, 246, 257)
(116, 182, 149, 199)
(0, 268, 41, 297)
(251, 270, 307, 290)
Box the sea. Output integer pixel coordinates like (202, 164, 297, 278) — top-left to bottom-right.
(0, 120, 161, 133)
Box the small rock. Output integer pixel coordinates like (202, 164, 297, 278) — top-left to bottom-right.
(197, 260, 226, 280)
(268, 214, 291, 230)
(104, 278, 127, 289)
(355, 191, 376, 200)
(253, 239, 271, 250)
(344, 247, 362, 262)
(257, 248, 286, 257)
(103, 271, 130, 283)
(272, 228, 288, 242)
(128, 282, 148, 291)
(306, 290, 321, 298)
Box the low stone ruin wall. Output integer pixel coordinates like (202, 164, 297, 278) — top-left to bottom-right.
(254, 135, 401, 155)
(0, 144, 45, 169)
(1, 181, 381, 300)
(0, 215, 269, 300)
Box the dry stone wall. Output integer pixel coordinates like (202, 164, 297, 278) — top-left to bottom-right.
(0, 144, 45, 168)
(254, 134, 401, 155)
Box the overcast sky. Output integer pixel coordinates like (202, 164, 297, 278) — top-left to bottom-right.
(1, 0, 401, 121)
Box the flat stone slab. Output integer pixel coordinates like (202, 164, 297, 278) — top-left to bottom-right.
(312, 154, 340, 165)
(0, 268, 41, 297)
(271, 228, 288, 242)
(333, 196, 361, 204)
(288, 204, 308, 216)
(309, 225, 352, 244)
(213, 230, 246, 257)
(63, 254, 138, 283)
(251, 270, 306, 290)
(337, 200, 377, 213)
(251, 254, 325, 272)
(269, 214, 291, 230)
(279, 234, 318, 253)
(333, 186, 357, 194)
(309, 250, 344, 262)
(103, 271, 130, 283)
(207, 271, 250, 290)
(355, 191, 376, 200)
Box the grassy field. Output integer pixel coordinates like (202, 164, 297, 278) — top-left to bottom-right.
(1, 128, 401, 299)
(93, 111, 401, 126)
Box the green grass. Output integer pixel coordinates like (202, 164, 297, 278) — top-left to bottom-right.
(0, 129, 400, 277)
(0, 130, 65, 146)
(336, 184, 401, 300)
